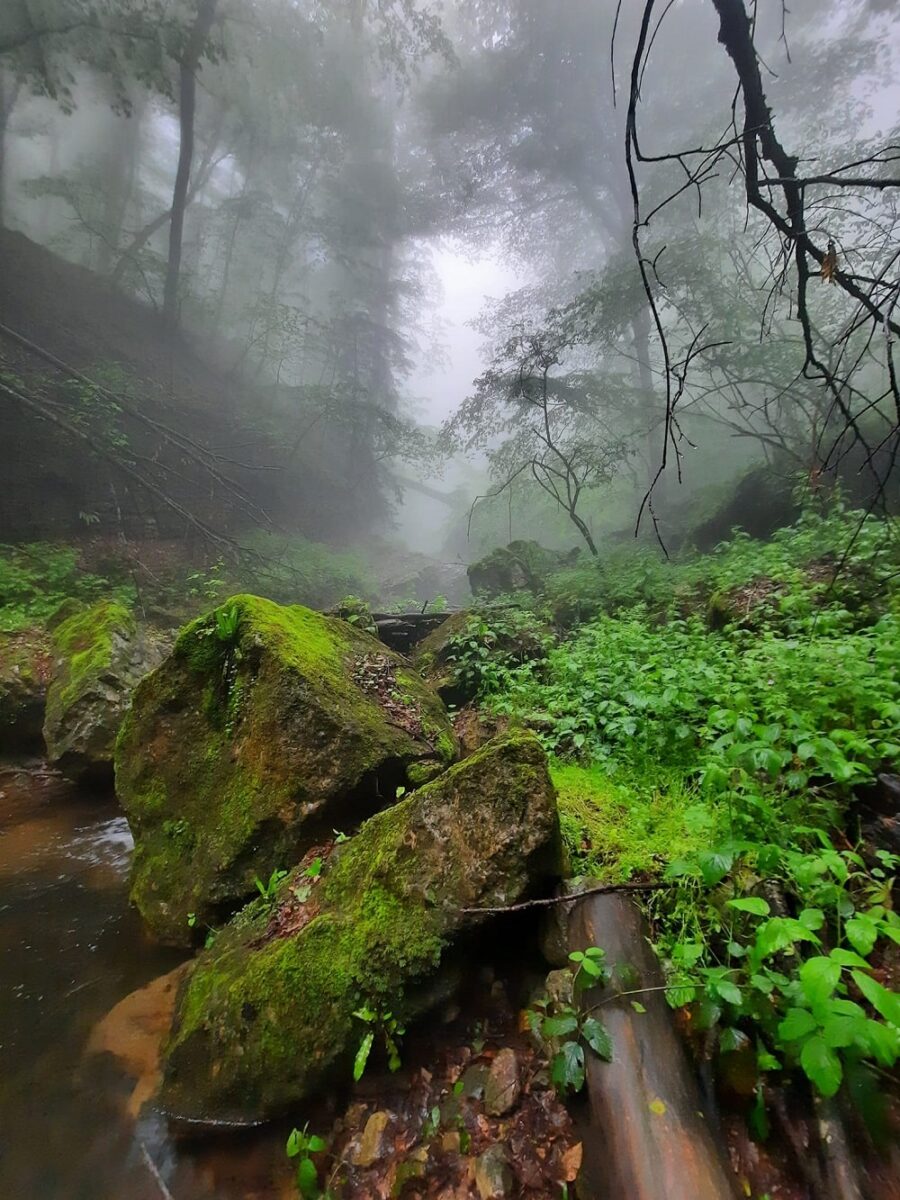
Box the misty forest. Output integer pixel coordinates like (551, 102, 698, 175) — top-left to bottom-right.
(2, 0, 900, 1197)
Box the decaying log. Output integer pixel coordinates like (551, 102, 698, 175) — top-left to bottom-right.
(372, 611, 453, 654)
(568, 893, 741, 1199)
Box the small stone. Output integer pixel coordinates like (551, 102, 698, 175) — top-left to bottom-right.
(460, 1062, 490, 1100)
(351, 1110, 391, 1168)
(475, 1144, 513, 1199)
(545, 967, 575, 1009)
(484, 1048, 521, 1116)
(391, 1146, 428, 1196)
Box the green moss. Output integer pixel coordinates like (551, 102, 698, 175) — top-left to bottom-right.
(117, 594, 457, 945)
(160, 731, 560, 1119)
(551, 759, 721, 883)
(49, 600, 134, 715)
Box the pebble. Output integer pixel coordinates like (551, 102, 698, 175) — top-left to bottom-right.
(350, 1110, 391, 1168)
(475, 1144, 513, 1199)
(484, 1048, 521, 1116)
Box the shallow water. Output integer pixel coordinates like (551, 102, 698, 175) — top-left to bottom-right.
(0, 761, 292, 1200)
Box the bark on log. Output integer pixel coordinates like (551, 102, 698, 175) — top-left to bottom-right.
(568, 893, 741, 1199)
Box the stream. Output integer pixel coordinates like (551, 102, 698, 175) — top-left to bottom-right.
(0, 760, 293, 1200)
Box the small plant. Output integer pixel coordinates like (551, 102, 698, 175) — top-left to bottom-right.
(214, 602, 241, 644)
(255, 867, 288, 903)
(352, 1005, 405, 1080)
(527, 947, 613, 1094)
(186, 912, 218, 948)
(285, 1124, 328, 1199)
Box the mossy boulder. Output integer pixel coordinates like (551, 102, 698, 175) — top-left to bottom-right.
(0, 629, 52, 751)
(43, 601, 166, 782)
(329, 595, 378, 637)
(116, 594, 458, 946)
(468, 541, 580, 600)
(159, 731, 562, 1121)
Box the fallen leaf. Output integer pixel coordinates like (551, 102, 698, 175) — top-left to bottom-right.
(561, 1141, 583, 1182)
(649, 1098, 667, 1116)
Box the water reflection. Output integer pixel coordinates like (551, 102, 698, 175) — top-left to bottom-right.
(0, 762, 291, 1200)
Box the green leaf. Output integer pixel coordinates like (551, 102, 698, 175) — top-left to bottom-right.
(353, 1031, 374, 1082)
(829, 948, 870, 970)
(578, 956, 605, 979)
(797, 908, 825, 932)
(858, 1019, 900, 1067)
(286, 1129, 303, 1158)
(845, 917, 877, 957)
(750, 973, 775, 995)
(852, 970, 900, 1026)
(800, 1036, 842, 1097)
(296, 1155, 320, 1200)
(798, 957, 841, 1008)
(715, 979, 743, 1006)
(306, 1135, 326, 1153)
(542, 1013, 580, 1038)
(778, 1008, 818, 1041)
(699, 849, 734, 886)
(821, 1014, 865, 1049)
(551, 1040, 585, 1093)
(581, 1017, 613, 1061)
(727, 897, 770, 917)
(719, 1027, 750, 1053)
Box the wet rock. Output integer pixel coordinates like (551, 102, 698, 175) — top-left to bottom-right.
(474, 1144, 513, 1199)
(467, 541, 579, 600)
(86, 964, 189, 1118)
(545, 967, 575, 1010)
(116, 594, 457, 945)
(158, 732, 562, 1121)
(43, 602, 167, 783)
(393, 1146, 429, 1193)
(0, 629, 51, 751)
(350, 1111, 392, 1168)
(484, 1048, 521, 1116)
(412, 611, 470, 704)
(459, 1062, 490, 1100)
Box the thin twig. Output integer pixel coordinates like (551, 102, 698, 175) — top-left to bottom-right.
(462, 879, 670, 916)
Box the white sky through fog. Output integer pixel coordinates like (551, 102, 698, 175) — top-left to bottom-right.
(406, 242, 524, 427)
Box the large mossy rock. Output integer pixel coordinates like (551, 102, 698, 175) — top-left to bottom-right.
(159, 731, 562, 1122)
(43, 601, 165, 782)
(116, 594, 458, 946)
(0, 629, 52, 751)
(468, 540, 579, 600)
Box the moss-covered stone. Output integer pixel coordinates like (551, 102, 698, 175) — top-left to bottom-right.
(159, 731, 562, 1121)
(116, 595, 458, 946)
(43, 601, 164, 781)
(0, 628, 52, 751)
(329, 595, 378, 638)
(467, 541, 580, 600)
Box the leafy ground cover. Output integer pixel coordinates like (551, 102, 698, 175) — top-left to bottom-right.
(445, 505, 900, 1109)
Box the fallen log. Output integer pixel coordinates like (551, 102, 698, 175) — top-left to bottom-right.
(568, 892, 741, 1199)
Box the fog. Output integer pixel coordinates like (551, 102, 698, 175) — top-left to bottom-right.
(1, 0, 898, 598)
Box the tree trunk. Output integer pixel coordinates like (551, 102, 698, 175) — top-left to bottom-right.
(568, 893, 741, 1199)
(111, 119, 222, 288)
(0, 74, 21, 226)
(162, 0, 218, 332)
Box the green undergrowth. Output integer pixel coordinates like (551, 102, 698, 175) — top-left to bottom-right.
(544, 502, 900, 629)
(452, 504, 900, 1111)
(0, 542, 134, 631)
(551, 760, 721, 883)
